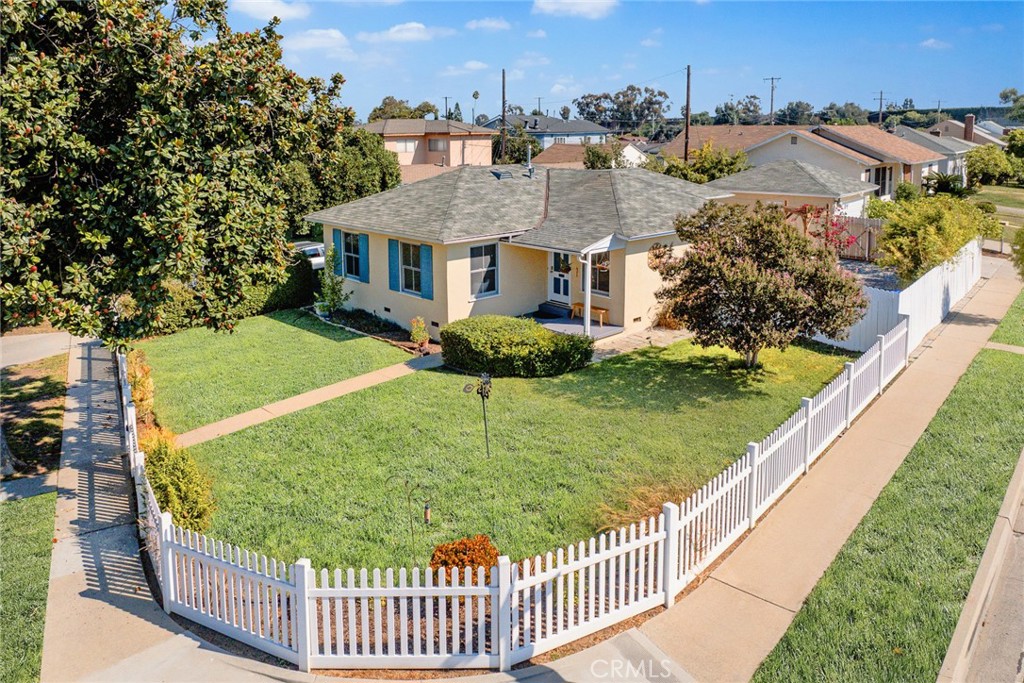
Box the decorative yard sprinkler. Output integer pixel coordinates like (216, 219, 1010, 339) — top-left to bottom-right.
(463, 373, 493, 459)
(424, 500, 431, 525)
(387, 475, 428, 567)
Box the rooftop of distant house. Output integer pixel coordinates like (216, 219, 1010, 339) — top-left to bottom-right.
(358, 119, 494, 137)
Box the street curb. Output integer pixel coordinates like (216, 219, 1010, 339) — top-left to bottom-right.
(937, 444, 1024, 683)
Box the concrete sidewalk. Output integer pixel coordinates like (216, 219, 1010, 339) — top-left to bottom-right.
(176, 353, 443, 448)
(638, 256, 1023, 682)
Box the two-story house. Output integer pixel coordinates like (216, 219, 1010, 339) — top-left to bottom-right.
(358, 119, 494, 184)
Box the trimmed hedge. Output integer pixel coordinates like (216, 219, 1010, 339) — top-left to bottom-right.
(155, 257, 315, 334)
(439, 315, 594, 377)
(141, 430, 215, 532)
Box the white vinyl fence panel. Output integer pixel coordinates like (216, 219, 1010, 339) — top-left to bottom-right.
(113, 314, 913, 672)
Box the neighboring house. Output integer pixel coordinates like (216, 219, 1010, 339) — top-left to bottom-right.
(483, 114, 609, 149)
(892, 125, 975, 184)
(358, 119, 494, 184)
(661, 125, 941, 200)
(927, 114, 1007, 148)
(813, 125, 943, 189)
(705, 159, 878, 218)
(305, 165, 731, 337)
(976, 120, 1010, 137)
(532, 142, 648, 168)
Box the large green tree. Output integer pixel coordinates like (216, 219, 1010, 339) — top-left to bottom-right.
(648, 142, 749, 183)
(1000, 87, 1024, 122)
(573, 86, 670, 132)
(650, 203, 865, 368)
(367, 96, 438, 122)
(965, 144, 1013, 186)
(492, 125, 541, 164)
(775, 101, 815, 125)
(1, 0, 395, 346)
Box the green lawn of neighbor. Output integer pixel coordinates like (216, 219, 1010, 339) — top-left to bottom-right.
(188, 340, 854, 570)
(138, 309, 409, 434)
(754, 350, 1024, 683)
(976, 184, 1024, 211)
(990, 288, 1024, 348)
(1, 354, 68, 475)
(0, 492, 57, 683)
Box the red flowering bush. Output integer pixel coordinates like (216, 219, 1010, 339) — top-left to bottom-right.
(429, 535, 499, 580)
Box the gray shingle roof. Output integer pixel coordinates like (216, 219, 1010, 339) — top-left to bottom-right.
(704, 159, 878, 198)
(893, 125, 976, 154)
(305, 166, 731, 251)
(486, 114, 609, 135)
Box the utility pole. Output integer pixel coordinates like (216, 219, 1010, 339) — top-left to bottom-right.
(536, 96, 542, 115)
(935, 99, 942, 114)
(443, 96, 451, 120)
(500, 69, 507, 162)
(683, 64, 692, 162)
(876, 90, 885, 127)
(763, 76, 781, 125)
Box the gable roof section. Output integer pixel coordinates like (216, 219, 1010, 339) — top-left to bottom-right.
(305, 166, 731, 252)
(814, 125, 945, 164)
(746, 129, 880, 165)
(510, 168, 730, 252)
(358, 119, 494, 137)
(486, 114, 609, 135)
(661, 125, 808, 157)
(704, 159, 878, 199)
(892, 125, 976, 155)
(532, 142, 642, 165)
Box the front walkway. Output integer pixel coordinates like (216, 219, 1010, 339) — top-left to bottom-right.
(176, 353, 443, 448)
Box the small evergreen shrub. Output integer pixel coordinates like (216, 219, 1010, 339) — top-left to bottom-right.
(894, 181, 920, 202)
(430, 535, 499, 579)
(237, 257, 316, 318)
(141, 430, 215, 532)
(315, 246, 351, 314)
(440, 315, 594, 377)
(410, 316, 429, 346)
(976, 200, 997, 214)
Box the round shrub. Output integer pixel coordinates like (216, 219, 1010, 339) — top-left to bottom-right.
(439, 315, 594, 377)
(976, 200, 997, 214)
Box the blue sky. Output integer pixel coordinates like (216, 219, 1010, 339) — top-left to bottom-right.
(226, 1, 1024, 122)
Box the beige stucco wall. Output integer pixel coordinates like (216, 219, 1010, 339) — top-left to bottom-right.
(322, 225, 449, 336)
(748, 135, 868, 179)
(622, 236, 684, 330)
(446, 241, 547, 321)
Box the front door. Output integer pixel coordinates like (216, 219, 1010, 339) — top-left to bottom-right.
(548, 252, 572, 305)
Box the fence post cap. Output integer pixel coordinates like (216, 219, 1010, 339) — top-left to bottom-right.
(746, 441, 760, 453)
(800, 396, 813, 407)
(497, 555, 511, 567)
(661, 500, 680, 515)
(160, 511, 172, 523)
(295, 557, 312, 568)
(844, 361, 855, 369)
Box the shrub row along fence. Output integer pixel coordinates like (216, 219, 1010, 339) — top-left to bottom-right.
(116, 317, 910, 672)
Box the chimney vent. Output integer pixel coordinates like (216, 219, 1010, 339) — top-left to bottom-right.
(930, 130, 941, 137)
(964, 114, 975, 143)
(533, 117, 539, 129)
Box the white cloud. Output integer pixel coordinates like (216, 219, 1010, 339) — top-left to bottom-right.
(357, 22, 456, 43)
(640, 38, 660, 48)
(507, 68, 526, 81)
(532, 0, 617, 20)
(230, 0, 310, 21)
(527, 29, 547, 38)
(466, 17, 511, 31)
(440, 60, 489, 77)
(281, 29, 356, 59)
(919, 37, 951, 49)
(549, 75, 581, 97)
(516, 51, 551, 68)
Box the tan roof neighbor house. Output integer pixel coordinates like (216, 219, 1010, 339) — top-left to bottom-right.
(358, 119, 494, 184)
(532, 142, 649, 168)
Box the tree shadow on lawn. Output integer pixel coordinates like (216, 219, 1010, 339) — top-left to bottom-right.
(251, 308, 369, 346)
(530, 345, 773, 413)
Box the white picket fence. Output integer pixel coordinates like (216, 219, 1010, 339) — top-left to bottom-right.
(115, 315, 910, 672)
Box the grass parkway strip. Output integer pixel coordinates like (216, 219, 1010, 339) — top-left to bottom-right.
(753, 349, 1024, 682)
(0, 492, 57, 683)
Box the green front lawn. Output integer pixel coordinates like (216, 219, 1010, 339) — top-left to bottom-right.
(1, 354, 68, 476)
(138, 309, 409, 434)
(188, 340, 854, 570)
(990, 288, 1024, 348)
(0, 492, 57, 683)
(753, 350, 1024, 682)
(976, 184, 1024, 211)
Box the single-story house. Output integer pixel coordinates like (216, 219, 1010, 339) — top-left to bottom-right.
(704, 159, 878, 218)
(532, 142, 648, 168)
(357, 119, 494, 184)
(927, 114, 1007, 149)
(892, 125, 975, 184)
(660, 125, 944, 199)
(305, 165, 731, 337)
(483, 114, 609, 149)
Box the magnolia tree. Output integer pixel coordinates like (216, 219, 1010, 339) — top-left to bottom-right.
(650, 203, 866, 368)
(1, 0, 397, 347)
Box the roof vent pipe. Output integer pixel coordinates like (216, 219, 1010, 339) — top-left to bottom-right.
(525, 144, 534, 177)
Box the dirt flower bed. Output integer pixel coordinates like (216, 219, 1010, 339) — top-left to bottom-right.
(325, 308, 442, 356)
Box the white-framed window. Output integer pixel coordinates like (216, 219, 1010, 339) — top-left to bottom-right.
(401, 242, 422, 295)
(554, 136, 567, 144)
(582, 251, 610, 296)
(790, 136, 798, 145)
(394, 139, 416, 153)
(343, 232, 361, 278)
(469, 243, 499, 298)
(428, 138, 448, 152)
(583, 136, 592, 144)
